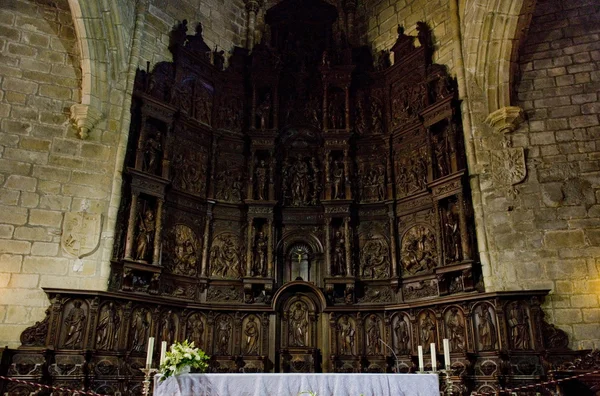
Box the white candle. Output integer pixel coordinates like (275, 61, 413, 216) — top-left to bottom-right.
(443, 338, 451, 368)
(146, 337, 154, 368)
(160, 341, 167, 366)
(418, 345, 424, 372)
(430, 343, 437, 372)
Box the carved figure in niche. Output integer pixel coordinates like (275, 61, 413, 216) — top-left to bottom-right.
(64, 301, 86, 349)
(332, 160, 344, 199)
(338, 316, 355, 355)
(420, 312, 436, 344)
(210, 234, 241, 278)
(371, 100, 383, 135)
(253, 231, 267, 277)
(187, 315, 204, 348)
(171, 225, 199, 276)
(401, 226, 437, 275)
(435, 77, 450, 100)
(394, 317, 410, 355)
(332, 230, 346, 276)
(281, 157, 291, 201)
(143, 131, 162, 175)
(508, 303, 530, 350)
(194, 81, 213, 125)
(255, 160, 268, 200)
(446, 308, 465, 352)
(256, 93, 271, 129)
(216, 316, 231, 355)
(433, 134, 449, 178)
(291, 158, 309, 205)
(377, 166, 386, 200)
(444, 202, 462, 263)
(328, 92, 344, 129)
(96, 302, 120, 350)
(355, 97, 367, 135)
(244, 317, 259, 355)
(173, 150, 206, 196)
(309, 157, 321, 204)
(289, 302, 309, 347)
(366, 315, 382, 355)
(232, 175, 243, 201)
(131, 309, 149, 352)
(477, 306, 497, 351)
(360, 239, 389, 279)
(135, 208, 155, 262)
(161, 310, 175, 346)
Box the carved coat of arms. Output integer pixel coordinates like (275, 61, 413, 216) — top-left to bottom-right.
(490, 147, 527, 187)
(61, 212, 103, 258)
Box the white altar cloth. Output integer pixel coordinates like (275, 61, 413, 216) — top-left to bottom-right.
(154, 373, 439, 396)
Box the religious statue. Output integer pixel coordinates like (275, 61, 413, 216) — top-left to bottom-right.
(131, 309, 149, 352)
(446, 308, 465, 352)
(213, 46, 225, 70)
(210, 235, 241, 278)
(253, 231, 268, 277)
(477, 307, 497, 351)
(244, 316, 260, 355)
(309, 157, 321, 205)
(135, 208, 155, 262)
(161, 310, 175, 345)
(444, 203, 461, 263)
(289, 302, 308, 347)
(332, 160, 344, 199)
(420, 312, 436, 344)
(64, 301, 86, 349)
(216, 316, 231, 355)
(332, 230, 346, 276)
(360, 239, 389, 279)
(255, 160, 268, 200)
(366, 315, 382, 355)
(96, 302, 120, 350)
(338, 316, 355, 355)
(433, 134, 449, 177)
(508, 303, 530, 350)
(194, 81, 213, 125)
(143, 132, 162, 174)
(256, 93, 271, 129)
(394, 317, 410, 355)
(291, 158, 309, 205)
(376, 166, 386, 201)
(371, 101, 383, 135)
(187, 316, 204, 348)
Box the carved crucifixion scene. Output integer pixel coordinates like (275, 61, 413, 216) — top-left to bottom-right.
(5, 0, 582, 394)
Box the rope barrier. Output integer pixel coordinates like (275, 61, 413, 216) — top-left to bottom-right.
(470, 369, 600, 395)
(0, 375, 109, 395)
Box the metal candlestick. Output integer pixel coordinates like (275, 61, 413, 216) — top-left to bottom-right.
(141, 367, 158, 396)
(440, 369, 454, 396)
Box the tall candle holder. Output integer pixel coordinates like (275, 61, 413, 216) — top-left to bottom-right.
(141, 367, 159, 396)
(439, 368, 454, 396)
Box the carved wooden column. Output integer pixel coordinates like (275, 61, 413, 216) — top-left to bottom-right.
(268, 150, 275, 200)
(344, 87, 350, 131)
(245, 0, 261, 50)
(324, 150, 331, 200)
(251, 85, 257, 130)
(325, 218, 332, 276)
(246, 219, 254, 276)
(209, 137, 219, 198)
(433, 200, 443, 265)
(124, 193, 139, 259)
(152, 198, 164, 265)
(343, 149, 351, 199)
(200, 203, 214, 277)
(248, 150, 256, 199)
(457, 192, 471, 261)
(323, 84, 329, 130)
(344, 217, 352, 276)
(267, 218, 273, 277)
(343, 0, 357, 43)
(388, 210, 398, 278)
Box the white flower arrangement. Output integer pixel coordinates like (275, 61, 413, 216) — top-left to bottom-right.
(159, 340, 210, 381)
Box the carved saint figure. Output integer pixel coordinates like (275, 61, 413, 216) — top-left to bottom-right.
(187, 316, 204, 348)
(444, 203, 461, 263)
(210, 235, 241, 278)
(96, 302, 120, 350)
(477, 307, 497, 351)
(291, 159, 309, 205)
(256, 93, 271, 129)
(131, 309, 149, 352)
(244, 317, 259, 355)
(366, 315, 382, 355)
(394, 317, 410, 355)
(420, 312, 436, 344)
(161, 310, 175, 346)
(135, 208, 155, 262)
(360, 239, 389, 279)
(216, 316, 231, 355)
(338, 316, 355, 355)
(255, 160, 268, 200)
(332, 230, 346, 276)
(371, 101, 383, 135)
(433, 134, 449, 177)
(332, 160, 344, 199)
(309, 157, 321, 204)
(289, 302, 308, 347)
(253, 231, 267, 277)
(64, 301, 86, 349)
(508, 303, 530, 350)
(446, 308, 465, 352)
(143, 132, 162, 174)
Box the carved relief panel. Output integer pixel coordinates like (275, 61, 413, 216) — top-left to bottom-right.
(364, 314, 383, 356)
(357, 221, 390, 280)
(417, 310, 437, 346)
(214, 314, 234, 355)
(473, 303, 498, 352)
(128, 307, 151, 353)
(214, 152, 245, 203)
(209, 231, 243, 279)
(171, 138, 209, 197)
(60, 300, 89, 349)
(391, 313, 412, 355)
(400, 224, 437, 276)
(185, 313, 207, 350)
(95, 302, 122, 351)
(443, 306, 466, 353)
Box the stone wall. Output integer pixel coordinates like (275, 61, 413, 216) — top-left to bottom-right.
(477, 0, 600, 348)
(357, 0, 455, 73)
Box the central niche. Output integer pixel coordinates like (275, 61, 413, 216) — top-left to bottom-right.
(287, 243, 311, 282)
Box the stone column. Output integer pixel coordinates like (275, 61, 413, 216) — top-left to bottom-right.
(152, 198, 164, 265)
(251, 85, 257, 130)
(457, 192, 471, 261)
(124, 193, 139, 259)
(200, 206, 213, 277)
(245, 0, 261, 50)
(388, 210, 398, 278)
(267, 218, 273, 277)
(325, 218, 332, 276)
(344, 217, 352, 276)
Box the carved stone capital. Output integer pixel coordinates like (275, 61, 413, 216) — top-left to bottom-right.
(484, 106, 524, 134)
(70, 104, 103, 139)
(245, 0, 262, 13)
(343, 0, 357, 11)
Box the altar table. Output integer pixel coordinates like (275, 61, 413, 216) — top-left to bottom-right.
(154, 373, 440, 396)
